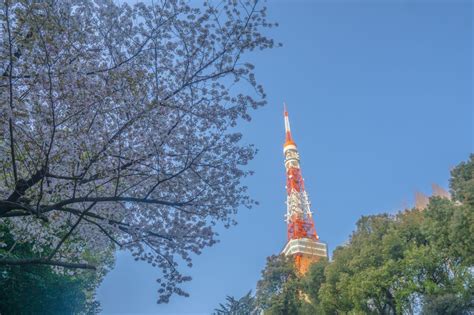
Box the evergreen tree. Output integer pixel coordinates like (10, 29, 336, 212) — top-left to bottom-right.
(213, 291, 256, 315)
(0, 225, 110, 314)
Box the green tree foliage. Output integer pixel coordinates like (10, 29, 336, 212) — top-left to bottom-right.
(0, 264, 100, 314)
(213, 291, 256, 315)
(301, 258, 329, 313)
(319, 213, 404, 314)
(450, 154, 474, 205)
(255, 255, 304, 314)
(319, 155, 474, 314)
(244, 155, 474, 314)
(422, 293, 473, 315)
(0, 225, 109, 314)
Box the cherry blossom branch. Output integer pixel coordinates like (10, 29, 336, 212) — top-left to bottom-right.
(44, 196, 194, 212)
(47, 202, 97, 261)
(81, 217, 123, 248)
(0, 0, 275, 301)
(85, 11, 180, 76)
(0, 258, 96, 270)
(4, 1, 18, 183)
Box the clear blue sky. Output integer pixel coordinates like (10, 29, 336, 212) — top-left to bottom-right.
(97, 1, 472, 313)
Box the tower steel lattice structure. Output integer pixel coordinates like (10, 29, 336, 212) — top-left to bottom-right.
(281, 104, 328, 274)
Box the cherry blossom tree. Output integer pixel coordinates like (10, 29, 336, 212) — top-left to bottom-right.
(0, 0, 277, 302)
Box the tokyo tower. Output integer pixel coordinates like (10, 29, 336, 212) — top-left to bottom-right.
(281, 104, 328, 274)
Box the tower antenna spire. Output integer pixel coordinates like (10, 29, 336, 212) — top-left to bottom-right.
(283, 103, 295, 147)
(281, 103, 328, 274)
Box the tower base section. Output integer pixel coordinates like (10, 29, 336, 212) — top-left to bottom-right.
(282, 238, 328, 274)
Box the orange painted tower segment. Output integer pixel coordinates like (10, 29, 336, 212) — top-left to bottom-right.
(281, 104, 328, 274)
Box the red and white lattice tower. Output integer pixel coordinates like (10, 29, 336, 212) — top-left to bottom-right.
(281, 104, 328, 274)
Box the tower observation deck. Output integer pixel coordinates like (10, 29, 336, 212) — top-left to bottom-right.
(281, 104, 328, 274)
